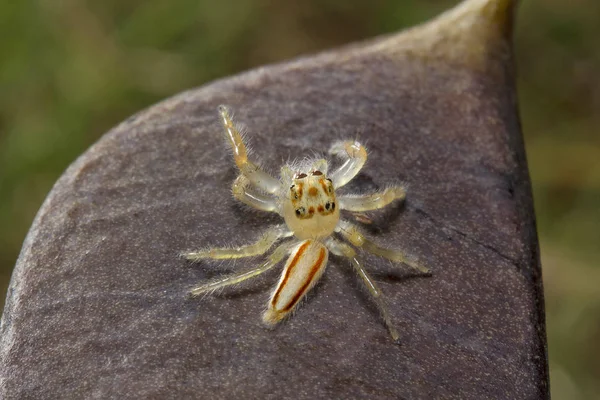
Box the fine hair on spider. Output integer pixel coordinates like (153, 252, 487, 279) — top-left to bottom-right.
(183, 105, 431, 343)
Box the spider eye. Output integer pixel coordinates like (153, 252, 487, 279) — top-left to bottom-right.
(290, 184, 295, 190)
(312, 170, 323, 176)
(295, 207, 305, 217)
(296, 173, 307, 179)
(325, 202, 331, 210)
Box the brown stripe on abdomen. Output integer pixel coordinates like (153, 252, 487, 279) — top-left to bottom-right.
(281, 247, 327, 312)
(270, 240, 311, 307)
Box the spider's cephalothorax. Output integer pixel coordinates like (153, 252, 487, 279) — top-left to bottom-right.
(283, 170, 339, 239)
(183, 106, 430, 343)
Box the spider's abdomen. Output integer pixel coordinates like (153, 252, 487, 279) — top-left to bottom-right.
(263, 240, 329, 325)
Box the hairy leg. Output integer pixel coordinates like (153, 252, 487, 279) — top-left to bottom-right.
(325, 237, 400, 342)
(327, 140, 367, 189)
(189, 241, 295, 296)
(218, 105, 280, 194)
(336, 220, 430, 274)
(182, 224, 292, 262)
(338, 186, 406, 212)
(232, 175, 279, 213)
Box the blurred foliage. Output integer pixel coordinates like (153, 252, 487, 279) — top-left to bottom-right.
(0, 0, 598, 397)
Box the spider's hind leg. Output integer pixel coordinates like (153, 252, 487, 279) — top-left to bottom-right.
(325, 237, 400, 343)
(189, 241, 294, 297)
(182, 224, 291, 262)
(336, 220, 430, 275)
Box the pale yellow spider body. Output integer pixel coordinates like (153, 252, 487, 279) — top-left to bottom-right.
(282, 171, 340, 240)
(184, 105, 430, 342)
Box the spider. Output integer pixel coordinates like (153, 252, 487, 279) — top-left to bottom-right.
(183, 105, 430, 342)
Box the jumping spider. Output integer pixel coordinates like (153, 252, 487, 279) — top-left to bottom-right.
(183, 105, 430, 342)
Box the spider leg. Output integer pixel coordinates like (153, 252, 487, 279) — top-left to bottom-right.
(218, 105, 280, 194)
(232, 175, 279, 213)
(182, 224, 292, 262)
(336, 220, 430, 274)
(325, 237, 400, 342)
(328, 140, 367, 189)
(338, 186, 406, 212)
(189, 241, 294, 297)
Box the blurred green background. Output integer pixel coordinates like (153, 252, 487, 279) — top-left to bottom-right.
(0, 0, 598, 397)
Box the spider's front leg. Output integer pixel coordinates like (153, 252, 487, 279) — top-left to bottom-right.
(189, 241, 295, 297)
(182, 224, 292, 262)
(232, 175, 279, 213)
(328, 140, 367, 189)
(325, 237, 400, 342)
(336, 219, 430, 274)
(338, 186, 406, 212)
(218, 105, 280, 194)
